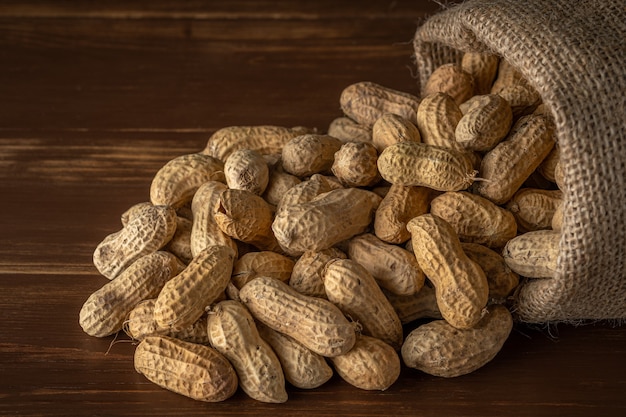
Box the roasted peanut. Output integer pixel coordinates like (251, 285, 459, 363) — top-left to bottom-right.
(506, 188, 563, 232)
(372, 113, 421, 152)
(378, 141, 477, 192)
(374, 184, 430, 244)
(491, 60, 541, 117)
(80, 251, 183, 337)
(461, 52, 499, 95)
(327, 116, 372, 143)
(289, 247, 347, 298)
(207, 300, 287, 403)
(401, 304, 513, 378)
(502, 230, 560, 278)
(330, 335, 401, 391)
(154, 245, 235, 331)
(149, 153, 225, 208)
(455, 94, 512, 152)
(93, 204, 177, 279)
(347, 233, 424, 296)
(262, 164, 302, 207)
(322, 258, 403, 350)
(429, 191, 517, 248)
(239, 276, 356, 357)
(281, 134, 343, 177)
(331, 141, 380, 187)
(166, 215, 193, 264)
(551, 202, 564, 231)
(461, 243, 519, 301)
(272, 187, 381, 256)
(275, 173, 334, 214)
(340, 81, 420, 128)
(134, 335, 238, 402)
(538, 144, 560, 183)
(416, 92, 464, 151)
(384, 284, 442, 325)
(231, 250, 294, 289)
(202, 125, 311, 162)
(224, 148, 269, 195)
(407, 214, 489, 329)
(422, 63, 474, 105)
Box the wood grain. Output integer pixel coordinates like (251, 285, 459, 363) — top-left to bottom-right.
(1, 1, 625, 416)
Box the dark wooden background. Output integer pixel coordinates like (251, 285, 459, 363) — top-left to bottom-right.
(1, 1, 625, 416)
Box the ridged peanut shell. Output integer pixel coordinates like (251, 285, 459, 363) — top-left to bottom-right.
(149, 153, 225, 208)
(322, 259, 403, 350)
(80, 251, 182, 337)
(239, 276, 356, 357)
(340, 81, 420, 128)
(502, 230, 560, 278)
(281, 134, 343, 177)
(455, 94, 512, 152)
(134, 336, 238, 402)
(374, 184, 430, 244)
(372, 113, 421, 152)
(407, 214, 489, 329)
(347, 233, 424, 296)
(275, 174, 333, 214)
(289, 247, 347, 298)
(384, 285, 442, 325)
(231, 250, 294, 289)
(262, 164, 301, 207)
(330, 335, 401, 391)
(401, 304, 513, 377)
(422, 63, 474, 105)
(154, 245, 235, 331)
(93, 204, 177, 279)
(207, 300, 287, 403)
(417, 92, 464, 152)
(506, 188, 563, 232)
(461, 243, 519, 301)
(377, 141, 477, 192)
(166, 216, 193, 264)
(331, 141, 380, 187)
(461, 52, 499, 95)
(429, 191, 517, 248)
(224, 148, 269, 195)
(327, 116, 372, 143)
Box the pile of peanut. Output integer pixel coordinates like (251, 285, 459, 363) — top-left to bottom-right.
(79, 52, 564, 403)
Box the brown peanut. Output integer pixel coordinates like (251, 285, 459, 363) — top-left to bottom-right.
(384, 284, 442, 325)
(166, 215, 193, 264)
(322, 258, 404, 350)
(401, 304, 513, 378)
(257, 322, 334, 390)
(239, 276, 356, 357)
(331, 141, 380, 187)
(134, 335, 238, 402)
(455, 94, 512, 152)
(372, 112, 421, 152)
(461, 52, 499, 95)
(491, 60, 541, 117)
(272, 187, 381, 256)
(231, 250, 294, 289)
(374, 184, 430, 244)
(551, 202, 564, 231)
(429, 191, 517, 248)
(417, 92, 464, 152)
(474, 113, 556, 204)
(538, 144, 560, 183)
(281, 134, 343, 177)
(327, 116, 372, 143)
(262, 163, 302, 207)
(506, 188, 563, 232)
(330, 335, 401, 391)
(275, 173, 334, 214)
(149, 153, 225, 208)
(289, 247, 347, 298)
(207, 299, 287, 403)
(340, 81, 420, 128)
(80, 251, 183, 337)
(93, 204, 177, 279)
(154, 245, 235, 331)
(502, 230, 560, 278)
(202, 125, 311, 162)
(461, 243, 519, 301)
(377, 141, 477, 192)
(407, 214, 489, 329)
(224, 148, 269, 195)
(422, 63, 474, 105)
(347, 233, 425, 296)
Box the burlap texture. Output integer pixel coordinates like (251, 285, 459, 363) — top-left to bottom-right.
(413, 0, 626, 322)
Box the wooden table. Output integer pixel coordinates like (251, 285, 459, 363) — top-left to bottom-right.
(1, 1, 625, 416)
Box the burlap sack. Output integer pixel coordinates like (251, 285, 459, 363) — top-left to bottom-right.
(413, 0, 626, 323)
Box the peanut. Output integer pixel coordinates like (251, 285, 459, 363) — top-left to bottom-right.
(262, 163, 301, 207)
(502, 230, 560, 278)
(207, 299, 287, 403)
(374, 184, 430, 244)
(224, 148, 269, 195)
(330, 335, 401, 391)
(275, 173, 334, 214)
(272, 187, 381, 256)
(347, 233, 425, 296)
(231, 250, 294, 289)
(322, 258, 404, 350)
(461, 52, 499, 95)
(401, 304, 513, 378)
(371, 113, 421, 152)
(79, 251, 183, 337)
(416, 92, 464, 151)
(239, 276, 356, 357)
(166, 215, 193, 264)
(429, 191, 517, 248)
(289, 247, 347, 298)
(461, 243, 519, 301)
(455, 94, 512, 152)
(538, 144, 560, 183)
(93, 203, 177, 279)
(281, 134, 343, 177)
(491, 60, 541, 117)
(257, 322, 333, 390)
(149, 153, 225, 208)
(154, 245, 235, 331)
(331, 141, 380, 187)
(327, 116, 372, 143)
(383, 284, 442, 325)
(474, 113, 556, 204)
(551, 202, 564, 231)
(134, 335, 238, 402)
(340, 81, 420, 128)
(422, 63, 474, 105)
(407, 214, 489, 329)
(377, 141, 477, 192)
(506, 188, 563, 232)
(202, 125, 311, 162)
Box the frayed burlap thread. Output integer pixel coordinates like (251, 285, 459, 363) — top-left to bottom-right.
(413, 0, 626, 322)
